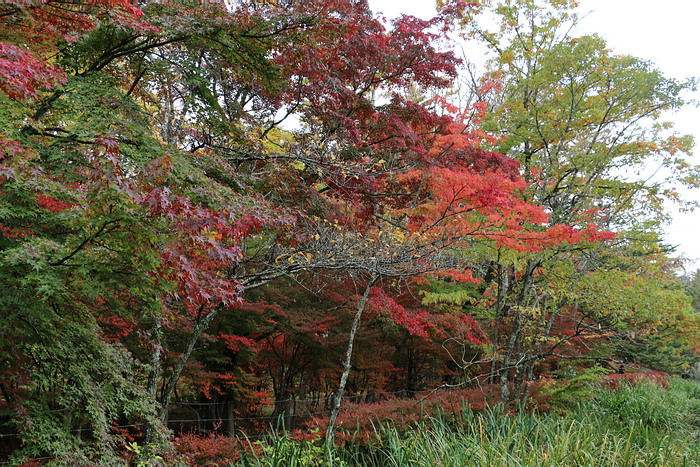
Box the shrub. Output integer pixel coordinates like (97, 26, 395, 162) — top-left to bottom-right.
(309, 386, 501, 444)
(539, 366, 610, 412)
(169, 432, 252, 466)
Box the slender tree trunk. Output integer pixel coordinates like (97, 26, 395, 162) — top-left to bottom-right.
(147, 319, 163, 400)
(159, 306, 221, 422)
(490, 264, 508, 385)
(499, 307, 521, 402)
(144, 316, 165, 444)
(326, 273, 378, 446)
(513, 349, 528, 401)
(519, 356, 536, 408)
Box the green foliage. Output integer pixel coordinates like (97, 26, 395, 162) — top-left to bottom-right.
(618, 332, 699, 374)
(124, 441, 164, 467)
(682, 269, 700, 312)
(5, 318, 160, 464)
(240, 431, 348, 467)
(461, 1, 699, 215)
(434, 0, 700, 406)
(576, 268, 693, 326)
(420, 283, 480, 307)
(542, 365, 610, 411)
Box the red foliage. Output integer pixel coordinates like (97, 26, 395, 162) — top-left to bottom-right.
(0, 0, 625, 459)
(0, 223, 33, 239)
(97, 315, 135, 343)
(0, 42, 65, 99)
(141, 186, 279, 314)
(34, 194, 73, 212)
(309, 386, 501, 444)
(168, 433, 258, 466)
(367, 287, 433, 339)
(365, 284, 490, 347)
(0, 1, 153, 102)
(218, 334, 257, 352)
(1, 0, 153, 42)
(523, 379, 555, 412)
(429, 312, 490, 347)
(271, 2, 459, 155)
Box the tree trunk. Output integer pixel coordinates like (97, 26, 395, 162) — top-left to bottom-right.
(144, 316, 165, 444)
(159, 306, 221, 422)
(325, 273, 378, 446)
(272, 389, 293, 429)
(499, 262, 537, 402)
(490, 264, 508, 385)
(519, 297, 561, 406)
(499, 308, 521, 402)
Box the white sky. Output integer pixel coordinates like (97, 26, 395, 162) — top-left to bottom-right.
(368, 0, 700, 271)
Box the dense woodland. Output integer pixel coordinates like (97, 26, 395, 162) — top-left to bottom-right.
(1, 0, 699, 464)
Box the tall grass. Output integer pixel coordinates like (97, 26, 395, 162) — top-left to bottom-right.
(240, 378, 700, 466)
(338, 407, 698, 466)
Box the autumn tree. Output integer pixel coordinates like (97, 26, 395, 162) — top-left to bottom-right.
(440, 0, 700, 402)
(0, 0, 311, 460)
(0, 1, 175, 463)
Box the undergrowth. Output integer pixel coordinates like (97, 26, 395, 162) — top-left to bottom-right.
(224, 378, 700, 466)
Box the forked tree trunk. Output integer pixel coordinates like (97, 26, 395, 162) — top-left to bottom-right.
(326, 273, 378, 446)
(500, 262, 536, 402)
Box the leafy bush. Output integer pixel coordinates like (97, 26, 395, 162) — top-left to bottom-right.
(169, 432, 252, 466)
(539, 365, 610, 412)
(308, 387, 501, 444)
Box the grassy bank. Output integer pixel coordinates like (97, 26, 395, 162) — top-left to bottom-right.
(240, 378, 700, 466)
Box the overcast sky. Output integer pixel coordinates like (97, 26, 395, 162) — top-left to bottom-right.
(368, 0, 700, 271)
